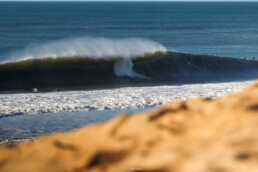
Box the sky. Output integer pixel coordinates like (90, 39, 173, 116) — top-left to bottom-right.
(1, 0, 258, 1)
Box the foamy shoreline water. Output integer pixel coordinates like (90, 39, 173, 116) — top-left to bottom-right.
(0, 81, 254, 144)
(0, 81, 252, 116)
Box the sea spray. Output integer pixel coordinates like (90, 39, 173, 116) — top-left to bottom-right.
(5, 37, 167, 62)
(114, 58, 148, 78)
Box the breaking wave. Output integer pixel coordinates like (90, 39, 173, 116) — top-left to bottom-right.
(5, 37, 167, 62)
(3, 37, 167, 78)
(0, 51, 258, 93)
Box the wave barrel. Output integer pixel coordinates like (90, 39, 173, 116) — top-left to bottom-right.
(0, 52, 257, 93)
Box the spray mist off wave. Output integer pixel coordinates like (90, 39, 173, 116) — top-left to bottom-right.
(8, 37, 167, 60)
(4, 37, 167, 77)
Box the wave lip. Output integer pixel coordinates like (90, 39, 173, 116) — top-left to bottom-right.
(4, 37, 167, 63)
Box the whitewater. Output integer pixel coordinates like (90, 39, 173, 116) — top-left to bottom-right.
(0, 81, 252, 116)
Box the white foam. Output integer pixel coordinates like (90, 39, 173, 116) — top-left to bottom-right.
(114, 59, 147, 78)
(0, 81, 252, 116)
(4, 37, 167, 63)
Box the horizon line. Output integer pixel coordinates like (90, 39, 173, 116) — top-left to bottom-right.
(1, 0, 258, 2)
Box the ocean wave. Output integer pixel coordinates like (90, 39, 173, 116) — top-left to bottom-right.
(4, 37, 167, 63)
(2, 37, 167, 78)
(0, 51, 257, 92)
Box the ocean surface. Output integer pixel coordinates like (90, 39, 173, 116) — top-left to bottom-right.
(0, 2, 258, 59)
(0, 2, 258, 142)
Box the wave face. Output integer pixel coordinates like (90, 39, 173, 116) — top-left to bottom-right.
(4, 37, 167, 63)
(0, 51, 258, 93)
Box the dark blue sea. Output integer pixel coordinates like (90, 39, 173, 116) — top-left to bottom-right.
(0, 2, 258, 59)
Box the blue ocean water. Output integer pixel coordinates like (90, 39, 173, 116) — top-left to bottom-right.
(0, 2, 258, 60)
(0, 108, 146, 143)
